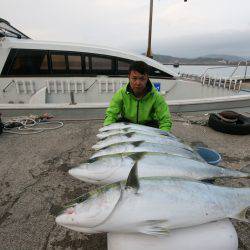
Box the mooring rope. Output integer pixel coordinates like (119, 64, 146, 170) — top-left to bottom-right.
(2, 115, 64, 135)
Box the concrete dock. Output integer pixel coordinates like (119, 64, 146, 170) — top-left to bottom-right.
(0, 113, 249, 250)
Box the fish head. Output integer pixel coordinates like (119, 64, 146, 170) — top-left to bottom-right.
(56, 183, 122, 233)
(69, 155, 134, 184)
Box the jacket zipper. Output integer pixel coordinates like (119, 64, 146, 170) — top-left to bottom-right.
(136, 100, 139, 123)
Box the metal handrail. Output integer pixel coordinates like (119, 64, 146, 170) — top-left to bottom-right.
(243, 61, 248, 82)
(200, 61, 248, 81)
(2, 80, 15, 92)
(229, 61, 248, 78)
(200, 65, 237, 78)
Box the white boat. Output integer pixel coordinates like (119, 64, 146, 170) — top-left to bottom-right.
(0, 18, 249, 118)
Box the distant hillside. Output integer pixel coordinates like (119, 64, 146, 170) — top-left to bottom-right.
(150, 54, 249, 65)
(201, 54, 246, 62)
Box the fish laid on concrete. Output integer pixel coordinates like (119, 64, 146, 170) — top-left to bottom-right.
(93, 132, 190, 151)
(97, 128, 178, 140)
(69, 152, 250, 184)
(56, 164, 250, 235)
(90, 141, 204, 162)
(99, 122, 175, 136)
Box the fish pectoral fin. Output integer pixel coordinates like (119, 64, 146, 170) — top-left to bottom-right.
(139, 220, 170, 236)
(231, 206, 250, 223)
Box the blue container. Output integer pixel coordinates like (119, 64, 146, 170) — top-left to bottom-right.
(196, 147, 221, 165)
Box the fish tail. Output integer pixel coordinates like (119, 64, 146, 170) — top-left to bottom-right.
(231, 206, 250, 223)
(230, 188, 250, 223)
(240, 164, 250, 175)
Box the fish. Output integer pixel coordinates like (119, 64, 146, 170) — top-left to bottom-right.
(97, 128, 178, 140)
(56, 164, 250, 235)
(99, 122, 174, 137)
(69, 152, 250, 184)
(90, 141, 204, 162)
(93, 132, 190, 151)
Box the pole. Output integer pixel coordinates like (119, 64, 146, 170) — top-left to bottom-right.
(146, 0, 153, 58)
(146, 0, 187, 58)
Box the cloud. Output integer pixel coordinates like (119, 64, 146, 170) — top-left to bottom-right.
(1, 0, 250, 57)
(153, 29, 250, 58)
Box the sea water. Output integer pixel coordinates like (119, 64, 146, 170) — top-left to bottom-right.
(165, 65, 250, 78)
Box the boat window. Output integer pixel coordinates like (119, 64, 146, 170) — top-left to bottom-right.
(91, 56, 112, 71)
(5, 49, 49, 76)
(40, 54, 49, 70)
(117, 60, 130, 72)
(85, 56, 90, 70)
(68, 55, 82, 70)
(51, 54, 66, 71)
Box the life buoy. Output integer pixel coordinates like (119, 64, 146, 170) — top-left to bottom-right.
(208, 111, 250, 135)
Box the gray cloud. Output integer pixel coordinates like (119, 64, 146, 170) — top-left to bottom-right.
(151, 29, 250, 58)
(1, 0, 250, 58)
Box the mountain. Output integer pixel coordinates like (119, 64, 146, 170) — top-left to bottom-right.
(150, 54, 248, 65)
(201, 54, 246, 62)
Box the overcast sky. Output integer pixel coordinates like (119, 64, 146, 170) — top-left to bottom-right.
(1, 0, 250, 58)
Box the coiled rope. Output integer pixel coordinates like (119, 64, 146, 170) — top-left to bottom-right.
(3, 116, 64, 135)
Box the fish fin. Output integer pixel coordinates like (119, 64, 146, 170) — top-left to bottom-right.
(128, 152, 145, 161)
(240, 164, 250, 174)
(139, 220, 170, 236)
(231, 206, 250, 223)
(124, 132, 135, 138)
(131, 141, 144, 147)
(125, 162, 140, 191)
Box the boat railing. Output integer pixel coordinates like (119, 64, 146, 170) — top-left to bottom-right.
(200, 61, 248, 79)
(2, 79, 16, 92)
(4, 78, 128, 95)
(46, 78, 128, 94)
(180, 61, 248, 92)
(201, 77, 242, 91)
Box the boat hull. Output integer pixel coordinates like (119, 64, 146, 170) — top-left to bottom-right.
(1, 94, 250, 119)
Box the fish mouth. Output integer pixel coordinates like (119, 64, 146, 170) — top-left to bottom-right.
(69, 164, 120, 184)
(56, 184, 122, 231)
(56, 221, 101, 234)
(55, 212, 101, 234)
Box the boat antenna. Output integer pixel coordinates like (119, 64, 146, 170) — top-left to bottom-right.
(146, 0, 154, 59)
(146, 0, 188, 59)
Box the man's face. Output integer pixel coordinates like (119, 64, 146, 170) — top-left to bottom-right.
(129, 70, 148, 96)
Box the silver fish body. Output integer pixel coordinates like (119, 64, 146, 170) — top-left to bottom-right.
(69, 153, 250, 184)
(93, 132, 190, 150)
(97, 128, 178, 140)
(90, 141, 204, 162)
(99, 122, 174, 136)
(56, 177, 250, 235)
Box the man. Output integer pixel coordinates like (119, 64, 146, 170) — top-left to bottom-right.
(103, 61, 172, 131)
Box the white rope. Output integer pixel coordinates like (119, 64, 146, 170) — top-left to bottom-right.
(3, 116, 64, 135)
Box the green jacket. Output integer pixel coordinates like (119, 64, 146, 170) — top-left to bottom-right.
(104, 81, 172, 131)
